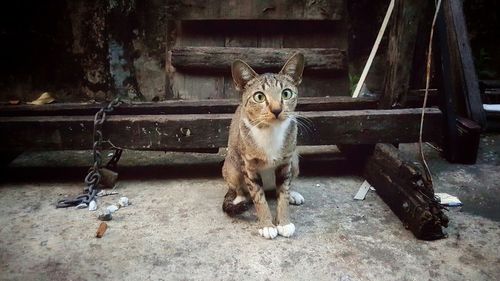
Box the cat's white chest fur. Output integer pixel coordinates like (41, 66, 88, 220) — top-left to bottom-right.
(244, 118, 291, 191)
(244, 117, 291, 165)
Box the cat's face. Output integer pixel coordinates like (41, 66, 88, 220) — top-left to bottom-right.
(232, 53, 305, 127)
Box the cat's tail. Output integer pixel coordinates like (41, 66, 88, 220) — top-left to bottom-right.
(222, 189, 249, 216)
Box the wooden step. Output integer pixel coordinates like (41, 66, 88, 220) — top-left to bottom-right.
(0, 97, 376, 117)
(170, 47, 346, 72)
(0, 108, 442, 151)
(166, 0, 343, 20)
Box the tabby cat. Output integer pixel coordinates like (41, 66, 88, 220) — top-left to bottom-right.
(222, 53, 305, 239)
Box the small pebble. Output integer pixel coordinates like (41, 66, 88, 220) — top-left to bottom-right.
(315, 184, 320, 187)
(98, 210, 112, 221)
(107, 204, 119, 213)
(118, 197, 129, 207)
(88, 200, 97, 211)
(76, 203, 88, 209)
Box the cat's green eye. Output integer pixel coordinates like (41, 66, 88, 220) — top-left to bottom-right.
(282, 89, 294, 100)
(253, 92, 266, 103)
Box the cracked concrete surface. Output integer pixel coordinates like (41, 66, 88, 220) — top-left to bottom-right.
(0, 136, 499, 281)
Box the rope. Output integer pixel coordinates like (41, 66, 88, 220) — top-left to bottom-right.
(419, 0, 443, 184)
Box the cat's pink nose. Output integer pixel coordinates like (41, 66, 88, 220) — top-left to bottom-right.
(271, 108, 282, 118)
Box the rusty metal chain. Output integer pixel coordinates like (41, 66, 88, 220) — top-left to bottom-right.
(56, 97, 123, 208)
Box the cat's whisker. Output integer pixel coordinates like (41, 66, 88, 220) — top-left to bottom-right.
(296, 120, 313, 135)
(289, 115, 313, 135)
(294, 114, 314, 127)
(295, 115, 314, 130)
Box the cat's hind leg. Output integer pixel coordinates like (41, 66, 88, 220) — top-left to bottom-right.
(222, 188, 249, 216)
(222, 159, 249, 216)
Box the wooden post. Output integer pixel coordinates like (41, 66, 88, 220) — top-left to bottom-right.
(441, 0, 486, 128)
(435, 0, 483, 163)
(381, 0, 429, 108)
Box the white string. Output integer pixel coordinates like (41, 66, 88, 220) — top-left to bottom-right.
(419, 0, 443, 184)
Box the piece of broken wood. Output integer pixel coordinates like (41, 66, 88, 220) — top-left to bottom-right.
(363, 144, 448, 240)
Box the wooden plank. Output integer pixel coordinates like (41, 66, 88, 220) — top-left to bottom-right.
(166, 0, 343, 20)
(0, 108, 442, 151)
(363, 144, 448, 240)
(171, 47, 346, 72)
(222, 22, 264, 99)
(455, 117, 481, 164)
(0, 96, 378, 117)
(442, 0, 486, 128)
(282, 21, 349, 97)
(169, 21, 226, 100)
(381, 0, 429, 108)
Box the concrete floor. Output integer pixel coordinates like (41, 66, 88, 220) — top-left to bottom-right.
(0, 136, 499, 281)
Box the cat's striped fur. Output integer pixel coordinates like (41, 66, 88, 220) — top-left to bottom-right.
(222, 53, 305, 239)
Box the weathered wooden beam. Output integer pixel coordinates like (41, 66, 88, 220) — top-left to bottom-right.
(170, 47, 347, 72)
(0, 96, 377, 117)
(442, 0, 486, 128)
(381, 0, 429, 108)
(435, 4, 461, 163)
(364, 144, 448, 240)
(455, 117, 481, 164)
(0, 108, 442, 151)
(166, 0, 343, 20)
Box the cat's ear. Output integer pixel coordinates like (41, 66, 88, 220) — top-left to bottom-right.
(232, 60, 258, 91)
(279, 52, 305, 85)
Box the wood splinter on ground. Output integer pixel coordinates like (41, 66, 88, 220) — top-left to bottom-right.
(96, 222, 108, 238)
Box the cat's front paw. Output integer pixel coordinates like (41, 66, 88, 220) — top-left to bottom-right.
(258, 226, 278, 239)
(277, 223, 295, 237)
(289, 191, 304, 205)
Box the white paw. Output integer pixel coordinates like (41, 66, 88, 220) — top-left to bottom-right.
(258, 226, 278, 239)
(232, 195, 247, 205)
(289, 191, 304, 205)
(277, 223, 295, 238)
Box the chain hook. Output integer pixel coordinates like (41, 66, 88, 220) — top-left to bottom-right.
(56, 96, 123, 208)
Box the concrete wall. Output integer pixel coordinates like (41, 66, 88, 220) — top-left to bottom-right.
(0, 0, 166, 102)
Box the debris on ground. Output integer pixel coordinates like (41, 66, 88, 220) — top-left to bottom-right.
(27, 92, 55, 105)
(8, 100, 20, 105)
(435, 192, 463, 207)
(354, 180, 373, 200)
(95, 222, 108, 238)
(97, 190, 119, 197)
(88, 200, 97, 211)
(75, 203, 88, 209)
(118, 197, 129, 207)
(98, 210, 112, 221)
(106, 204, 119, 213)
